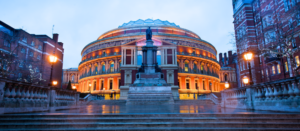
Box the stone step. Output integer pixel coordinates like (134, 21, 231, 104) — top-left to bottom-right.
(1, 117, 300, 123)
(0, 122, 300, 128)
(2, 127, 300, 131)
(1, 114, 300, 118)
(128, 96, 171, 99)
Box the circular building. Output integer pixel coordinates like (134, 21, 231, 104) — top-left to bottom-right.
(77, 19, 222, 99)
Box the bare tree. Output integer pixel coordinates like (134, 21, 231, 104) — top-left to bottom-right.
(0, 30, 22, 78)
(260, 2, 300, 77)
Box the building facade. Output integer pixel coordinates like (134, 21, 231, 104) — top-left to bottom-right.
(0, 21, 64, 87)
(62, 68, 79, 89)
(219, 51, 239, 88)
(63, 19, 225, 99)
(232, 0, 300, 86)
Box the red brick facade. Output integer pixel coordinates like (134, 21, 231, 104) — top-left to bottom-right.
(0, 21, 64, 87)
(232, 0, 300, 86)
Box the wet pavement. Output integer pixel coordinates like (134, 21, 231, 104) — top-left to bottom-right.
(25, 102, 293, 115)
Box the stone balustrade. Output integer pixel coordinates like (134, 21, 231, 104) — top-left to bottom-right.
(221, 77, 300, 112)
(0, 79, 80, 114)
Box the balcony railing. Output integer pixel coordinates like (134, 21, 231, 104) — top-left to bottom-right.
(178, 68, 219, 78)
(221, 76, 300, 112)
(79, 70, 120, 79)
(79, 52, 121, 65)
(177, 52, 218, 63)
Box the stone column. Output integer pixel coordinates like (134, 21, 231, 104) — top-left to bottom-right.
(199, 77, 203, 90)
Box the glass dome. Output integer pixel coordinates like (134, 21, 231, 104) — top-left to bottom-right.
(118, 19, 180, 28)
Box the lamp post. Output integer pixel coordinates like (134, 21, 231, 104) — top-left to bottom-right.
(242, 76, 249, 85)
(225, 81, 230, 89)
(49, 55, 57, 86)
(244, 51, 254, 85)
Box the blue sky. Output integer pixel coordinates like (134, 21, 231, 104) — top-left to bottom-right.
(0, 0, 235, 68)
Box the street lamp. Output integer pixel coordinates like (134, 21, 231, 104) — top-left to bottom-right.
(52, 81, 58, 86)
(49, 55, 57, 86)
(243, 51, 254, 85)
(243, 76, 249, 85)
(225, 81, 230, 89)
(72, 86, 76, 90)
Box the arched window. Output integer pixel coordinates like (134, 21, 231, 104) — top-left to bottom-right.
(137, 51, 142, 65)
(72, 75, 74, 82)
(89, 67, 91, 75)
(95, 66, 98, 74)
(201, 65, 204, 73)
(224, 74, 228, 81)
(102, 63, 105, 73)
(193, 63, 197, 73)
(110, 62, 114, 72)
(157, 51, 161, 65)
(184, 62, 189, 72)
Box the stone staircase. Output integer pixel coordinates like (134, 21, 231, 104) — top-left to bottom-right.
(126, 93, 174, 105)
(0, 113, 300, 130)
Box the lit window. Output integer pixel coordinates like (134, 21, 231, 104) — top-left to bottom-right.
(277, 64, 281, 74)
(110, 62, 114, 72)
(272, 66, 276, 75)
(285, 62, 289, 72)
(261, 70, 264, 78)
(184, 62, 189, 72)
(295, 56, 300, 67)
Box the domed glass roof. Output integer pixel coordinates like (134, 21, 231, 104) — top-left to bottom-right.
(118, 19, 180, 28)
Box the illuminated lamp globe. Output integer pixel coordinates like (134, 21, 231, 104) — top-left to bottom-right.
(52, 81, 58, 86)
(89, 84, 92, 87)
(49, 55, 58, 63)
(72, 86, 76, 89)
(244, 52, 253, 61)
(242, 76, 249, 85)
(225, 82, 230, 89)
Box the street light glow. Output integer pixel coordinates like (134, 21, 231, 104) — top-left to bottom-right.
(72, 86, 76, 89)
(49, 55, 58, 63)
(52, 81, 58, 86)
(244, 52, 253, 61)
(243, 76, 249, 84)
(225, 82, 230, 88)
